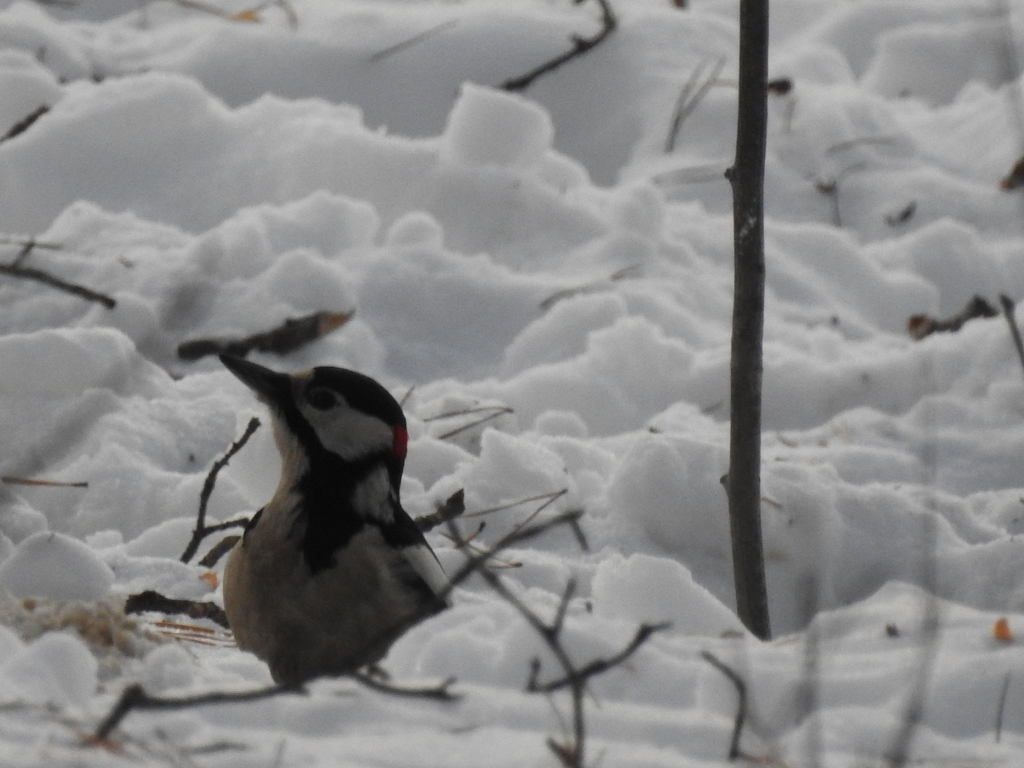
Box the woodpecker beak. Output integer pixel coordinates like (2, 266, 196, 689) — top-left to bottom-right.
(220, 354, 292, 409)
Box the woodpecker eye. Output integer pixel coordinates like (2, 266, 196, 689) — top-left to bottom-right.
(306, 387, 338, 410)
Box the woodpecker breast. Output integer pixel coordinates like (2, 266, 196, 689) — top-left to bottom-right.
(218, 355, 447, 684)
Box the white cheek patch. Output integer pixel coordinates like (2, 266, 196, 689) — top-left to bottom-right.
(350, 466, 394, 524)
(300, 402, 394, 461)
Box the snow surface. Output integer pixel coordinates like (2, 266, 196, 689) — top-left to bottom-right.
(0, 0, 1023, 765)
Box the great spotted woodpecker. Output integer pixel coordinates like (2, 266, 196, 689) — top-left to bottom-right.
(219, 355, 447, 686)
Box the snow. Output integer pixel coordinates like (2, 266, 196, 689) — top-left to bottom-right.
(0, 0, 1021, 765)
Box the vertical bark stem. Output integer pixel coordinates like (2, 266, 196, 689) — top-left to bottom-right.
(725, 0, 771, 640)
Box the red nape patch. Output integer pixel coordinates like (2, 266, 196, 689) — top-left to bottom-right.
(392, 426, 409, 458)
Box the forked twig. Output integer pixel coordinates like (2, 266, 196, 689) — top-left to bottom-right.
(180, 418, 261, 564)
(501, 0, 617, 92)
(480, 568, 664, 767)
(665, 57, 727, 153)
(92, 683, 302, 742)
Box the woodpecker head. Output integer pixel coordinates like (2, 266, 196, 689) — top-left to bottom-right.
(219, 354, 409, 502)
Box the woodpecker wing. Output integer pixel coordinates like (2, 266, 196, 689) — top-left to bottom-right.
(378, 499, 449, 603)
(400, 540, 448, 598)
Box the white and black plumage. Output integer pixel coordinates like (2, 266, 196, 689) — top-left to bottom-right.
(219, 354, 447, 686)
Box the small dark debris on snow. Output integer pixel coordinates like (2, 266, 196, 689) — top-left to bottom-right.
(885, 200, 916, 227)
(1001, 157, 1024, 190)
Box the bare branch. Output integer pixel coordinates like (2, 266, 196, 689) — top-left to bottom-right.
(0, 261, 116, 308)
(92, 682, 302, 742)
(501, 0, 617, 92)
(180, 417, 261, 563)
(197, 534, 241, 568)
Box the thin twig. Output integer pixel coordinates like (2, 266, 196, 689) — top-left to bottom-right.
(501, 0, 617, 92)
(458, 512, 661, 768)
(1, 476, 88, 488)
(92, 683, 302, 742)
(422, 404, 512, 422)
(465, 489, 568, 519)
(700, 650, 750, 761)
(505, 493, 573, 544)
(995, 671, 1012, 743)
(999, 295, 1024, 384)
(351, 670, 458, 700)
(180, 418, 261, 563)
(0, 262, 116, 308)
(436, 407, 514, 440)
(539, 264, 642, 311)
(528, 621, 669, 693)
(368, 19, 459, 63)
(665, 57, 727, 153)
